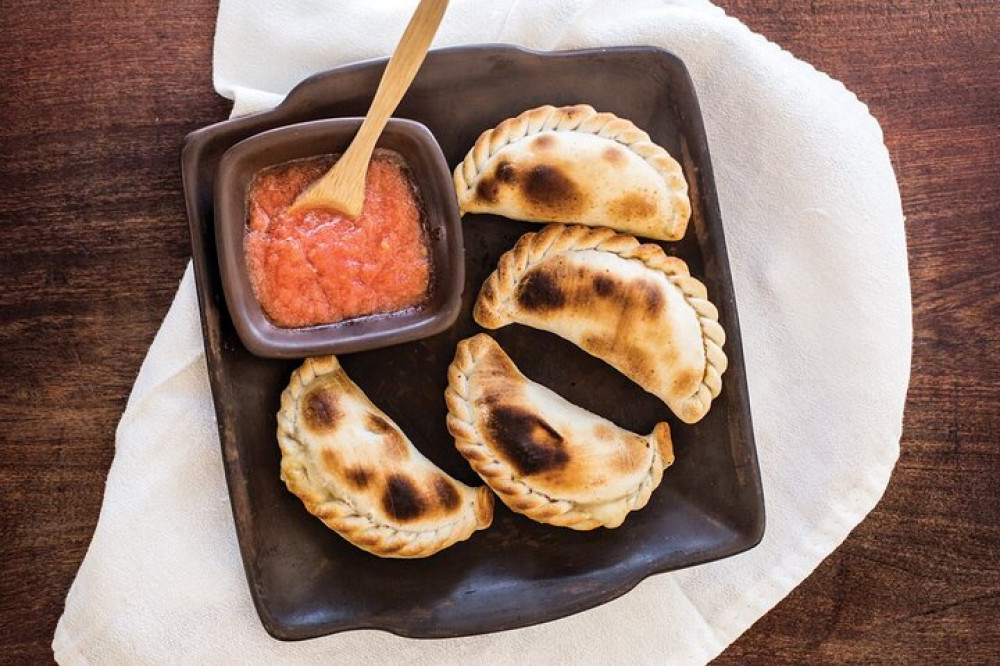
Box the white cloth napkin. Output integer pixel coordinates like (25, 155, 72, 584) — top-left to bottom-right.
(53, 1, 911, 663)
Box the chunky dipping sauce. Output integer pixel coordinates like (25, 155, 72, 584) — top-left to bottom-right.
(245, 150, 430, 328)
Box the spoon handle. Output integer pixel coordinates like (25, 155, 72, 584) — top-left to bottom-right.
(290, 0, 449, 216)
(351, 0, 450, 161)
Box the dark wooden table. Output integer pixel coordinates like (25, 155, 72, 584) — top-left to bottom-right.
(1, 1, 997, 662)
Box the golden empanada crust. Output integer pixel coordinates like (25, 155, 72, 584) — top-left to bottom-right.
(446, 334, 674, 530)
(475, 224, 727, 424)
(454, 104, 690, 241)
(278, 356, 492, 558)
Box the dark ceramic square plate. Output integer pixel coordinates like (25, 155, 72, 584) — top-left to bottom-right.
(181, 45, 764, 641)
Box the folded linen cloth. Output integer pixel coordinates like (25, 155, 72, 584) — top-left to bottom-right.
(53, 1, 911, 663)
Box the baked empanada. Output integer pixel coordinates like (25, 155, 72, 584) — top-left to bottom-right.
(454, 104, 691, 241)
(475, 224, 727, 424)
(278, 356, 493, 558)
(446, 333, 674, 530)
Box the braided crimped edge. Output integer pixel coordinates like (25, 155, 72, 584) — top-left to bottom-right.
(277, 356, 492, 558)
(474, 224, 728, 424)
(445, 334, 674, 531)
(452, 104, 690, 239)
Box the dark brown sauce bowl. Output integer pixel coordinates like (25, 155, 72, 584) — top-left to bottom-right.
(214, 118, 464, 358)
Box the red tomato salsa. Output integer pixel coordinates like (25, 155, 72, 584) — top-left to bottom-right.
(245, 150, 431, 328)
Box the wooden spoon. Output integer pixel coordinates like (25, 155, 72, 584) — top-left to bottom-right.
(289, 0, 450, 217)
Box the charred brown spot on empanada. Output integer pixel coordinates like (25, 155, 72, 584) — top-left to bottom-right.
(434, 476, 461, 511)
(521, 165, 586, 215)
(381, 429, 409, 460)
(584, 269, 664, 314)
(363, 412, 409, 459)
(531, 134, 555, 150)
(602, 146, 626, 164)
(345, 467, 371, 489)
(320, 447, 340, 475)
(516, 268, 566, 311)
(475, 178, 499, 204)
(365, 413, 393, 435)
(495, 160, 517, 183)
(303, 390, 340, 431)
(640, 280, 665, 312)
(592, 274, 615, 297)
(607, 192, 657, 221)
(382, 474, 426, 522)
(582, 333, 609, 356)
(485, 405, 569, 476)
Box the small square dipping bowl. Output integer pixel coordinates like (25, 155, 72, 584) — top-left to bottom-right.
(214, 118, 464, 358)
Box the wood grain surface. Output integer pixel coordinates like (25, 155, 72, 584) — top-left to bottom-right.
(0, 1, 997, 663)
